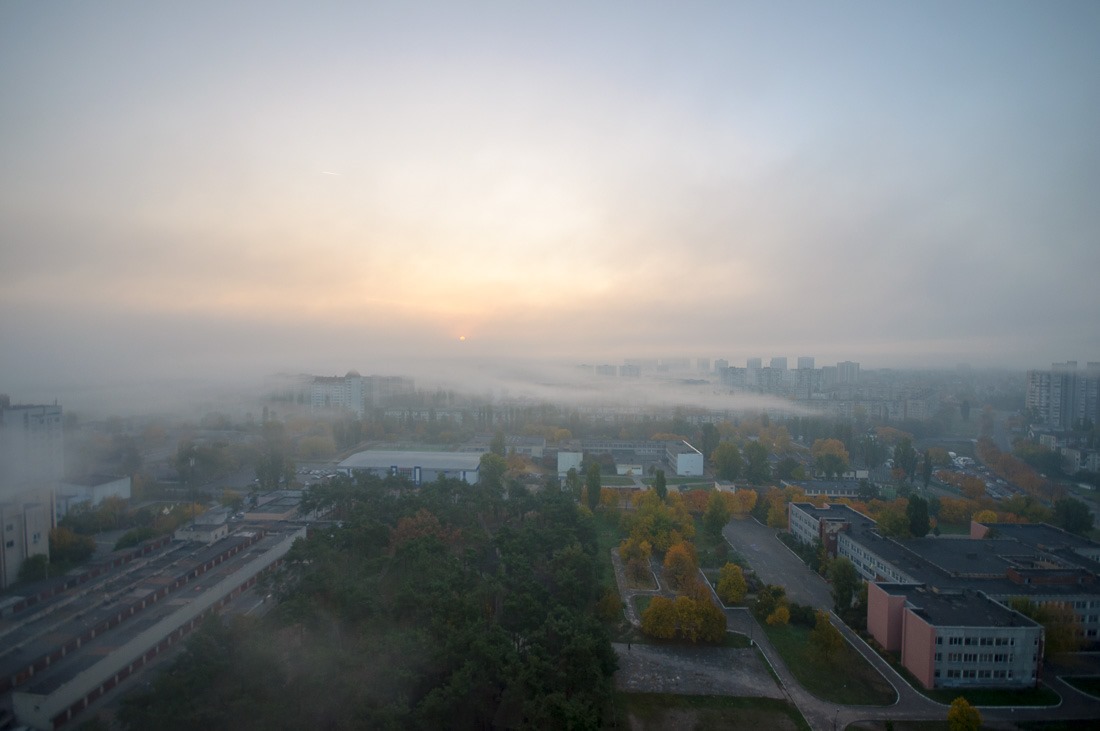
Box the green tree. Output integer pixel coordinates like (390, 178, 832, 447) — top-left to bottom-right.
(699, 423, 720, 463)
(716, 562, 747, 605)
(744, 441, 771, 484)
(18, 553, 50, 582)
(947, 696, 981, 731)
(1053, 497, 1094, 535)
(703, 489, 731, 537)
(809, 610, 844, 663)
(828, 557, 860, 612)
(653, 469, 668, 502)
(712, 442, 744, 481)
(921, 449, 933, 488)
(774, 457, 805, 481)
(490, 430, 506, 457)
(893, 437, 918, 482)
(565, 467, 581, 499)
(479, 452, 508, 496)
(585, 462, 602, 511)
(753, 584, 787, 621)
(907, 495, 931, 538)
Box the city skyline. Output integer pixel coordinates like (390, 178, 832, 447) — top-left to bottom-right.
(3, 2, 1099, 395)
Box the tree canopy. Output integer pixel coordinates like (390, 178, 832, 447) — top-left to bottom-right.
(121, 474, 617, 730)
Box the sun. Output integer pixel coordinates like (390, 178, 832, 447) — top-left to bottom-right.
(459, 335, 466, 342)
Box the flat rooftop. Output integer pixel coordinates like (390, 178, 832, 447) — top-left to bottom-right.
(338, 450, 483, 471)
(877, 584, 1039, 629)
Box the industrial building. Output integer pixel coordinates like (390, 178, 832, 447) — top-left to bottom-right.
(1, 525, 306, 729)
(337, 451, 482, 485)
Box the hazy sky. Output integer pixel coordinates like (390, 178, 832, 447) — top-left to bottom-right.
(3, 1, 1099, 401)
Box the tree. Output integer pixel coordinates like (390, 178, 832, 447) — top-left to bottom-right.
(907, 496, 931, 538)
(753, 584, 787, 621)
(653, 469, 667, 502)
(809, 610, 844, 663)
(893, 437, 918, 482)
(947, 696, 981, 731)
(921, 449, 933, 488)
(716, 562, 747, 605)
(877, 505, 910, 538)
(766, 605, 790, 626)
(702, 489, 731, 537)
(50, 526, 95, 565)
(744, 441, 771, 484)
(699, 423, 720, 464)
(712, 442, 743, 481)
(662, 541, 698, 591)
(811, 438, 849, 479)
(1009, 598, 1082, 658)
(490, 430, 506, 457)
(827, 557, 860, 612)
(774, 457, 805, 481)
(479, 453, 508, 496)
(565, 467, 581, 499)
(1053, 497, 1094, 536)
(640, 596, 677, 639)
(960, 476, 987, 501)
(585, 462, 602, 511)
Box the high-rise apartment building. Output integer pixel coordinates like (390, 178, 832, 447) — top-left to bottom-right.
(1026, 361, 1100, 429)
(770, 356, 788, 371)
(797, 356, 815, 370)
(837, 361, 861, 385)
(0, 401, 63, 588)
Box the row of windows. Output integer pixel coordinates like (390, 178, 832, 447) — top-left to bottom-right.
(939, 653, 1015, 664)
(940, 636, 1015, 646)
(938, 669, 1016, 680)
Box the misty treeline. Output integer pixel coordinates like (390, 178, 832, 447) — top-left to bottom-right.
(119, 473, 618, 731)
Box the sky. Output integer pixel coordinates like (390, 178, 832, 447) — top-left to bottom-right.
(2, 1, 1099, 405)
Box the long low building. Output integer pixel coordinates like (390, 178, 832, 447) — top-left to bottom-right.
(337, 451, 482, 485)
(11, 526, 306, 730)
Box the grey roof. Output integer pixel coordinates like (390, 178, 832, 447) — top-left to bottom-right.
(877, 584, 1039, 629)
(794, 502, 1100, 602)
(338, 450, 483, 471)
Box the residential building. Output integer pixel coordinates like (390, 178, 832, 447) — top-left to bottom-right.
(837, 361, 861, 385)
(0, 402, 64, 589)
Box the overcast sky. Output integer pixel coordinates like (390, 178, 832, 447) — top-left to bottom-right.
(3, 1, 1099, 403)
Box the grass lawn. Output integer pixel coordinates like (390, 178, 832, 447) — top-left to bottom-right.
(610, 693, 809, 731)
(763, 622, 896, 706)
(871, 642, 1060, 707)
(1061, 676, 1100, 698)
